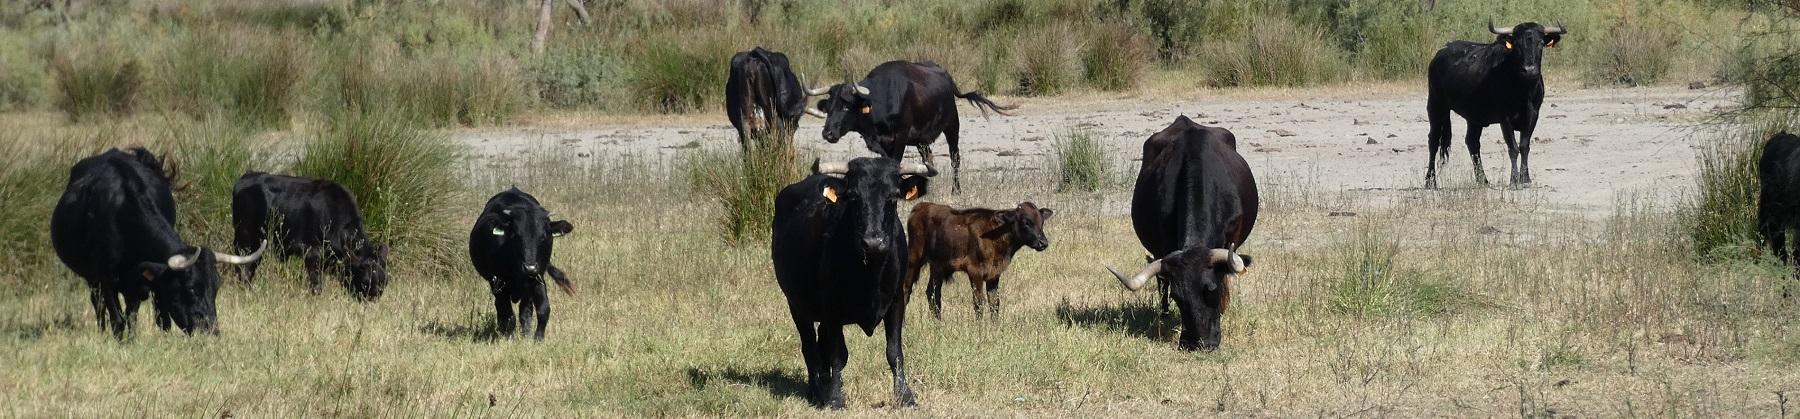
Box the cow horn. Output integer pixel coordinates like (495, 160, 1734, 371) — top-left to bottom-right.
(852, 82, 870, 96)
(166, 248, 205, 271)
(898, 163, 936, 176)
(1545, 22, 1567, 35)
(1488, 19, 1514, 35)
(214, 240, 268, 265)
(806, 86, 832, 96)
(804, 107, 828, 118)
(1206, 247, 1246, 274)
(1106, 259, 1162, 291)
(815, 161, 849, 175)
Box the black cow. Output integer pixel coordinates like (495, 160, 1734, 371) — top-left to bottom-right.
(1424, 20, 1568, 189)
(1106, 116, 1258, 351)
(813, 60, 1016, 194)
(1760, 131, 1800, 267)
(726, 47, 827, 157)
(771, 157, 935, 409)
(469, 187, 574, 340)
(232, 172, 389, 301)
(51, 147, 266, 337)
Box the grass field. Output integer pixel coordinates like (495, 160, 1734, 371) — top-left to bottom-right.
(4, 0, 1800, 416)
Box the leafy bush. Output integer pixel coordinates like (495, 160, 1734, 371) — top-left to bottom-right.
(50, 41, 142, 121)
(530, 41, 628, 109)
(1585, 13, 1681, 86)
(1051, 128, 1111, 192)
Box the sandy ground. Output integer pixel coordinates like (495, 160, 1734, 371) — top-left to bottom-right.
(455, 84, 1740, 214)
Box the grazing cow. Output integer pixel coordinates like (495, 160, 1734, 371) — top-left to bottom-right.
(904, 201, 1053, 318)
(468, 187, 574, 340)
(231, 172, 390, 301)
(771, 157, 935, 409)
(51, 147, 266, 337)
(812, 60, 1017, 194)
(1424, 20, 1568, 189)
(726, 47, 828, 157)
(1106, 116, 1258, 351)
(1760, 131, 1800, 266)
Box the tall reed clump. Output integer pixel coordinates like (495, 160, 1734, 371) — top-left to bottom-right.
(155, 28, 307, 130)
(0, 132, 89, 274)
(331, 41, 528, 128)
(1013, 24, 1078, 96)
(294, 110, 463, 266)
(1081, 22, 1150, 91)
(1051, 128, 1111, 192)
(685, 142, 800, 245)
(49, 40, 142, 121)
(1201, 14, 1346, 87)
(625, 33, 731, 113)
(1584, 9, 1681, 86)
(0, 34, 45, 111)
(159, 119, 262, 244)
(1684, 113, 1798, 259)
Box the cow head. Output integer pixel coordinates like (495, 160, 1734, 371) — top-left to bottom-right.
(475, 189, 573, 279)
(814, 82, 875, 145)
(1490, 20, 1567, 79)
(145, 241, 267, 334)
(345, 240, 390, 301)
(996, 202, 1053, 252)
(1106, 244, 1253, 351)
(814, 158, 934, 255)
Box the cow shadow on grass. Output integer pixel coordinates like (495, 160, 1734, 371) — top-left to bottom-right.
(1055, 298, 1175, 343)
(417, 316, 500, 343)
(685, 367, 807, 400)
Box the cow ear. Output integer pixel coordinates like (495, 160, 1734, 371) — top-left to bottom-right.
(136, 262, 168, 282)
(1039, 207, 1054, 220)
(816, 99, 830, 113)
(549, 220, 573, 237)
(900, 175, 930, 201)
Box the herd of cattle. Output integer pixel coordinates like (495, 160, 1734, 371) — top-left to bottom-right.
(34, 20, 1797, 409)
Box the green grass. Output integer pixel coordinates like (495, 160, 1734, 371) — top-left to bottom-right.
(153, 27, 307, 130)
(49, 40, 141, 121)
(682, 140, 800, 245)
(1050, 128, 1111, 192)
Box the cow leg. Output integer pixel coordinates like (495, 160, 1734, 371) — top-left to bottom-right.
(792, 318, 824, 406)
(1425, 99, 1452, 189)
(819, 325, 848, 409)
(303, 254, 325, 295)
(493, 293, 516, 338)
(985, 277, 1002, 317)
(99, 286, 126, 338)
(1462, 123, 1489, 186)
(945, 124, 963, 194)
(969, 277, 987, 319)
(1499, 120, 1524, 188)
(926, 264, 952, 319)
(916, 144, 934, 169)
(883, 301, 918, 408)
(88, 287, 105, 330)
(530, 281, 550, 340)
(1516, 124, 1536, 186)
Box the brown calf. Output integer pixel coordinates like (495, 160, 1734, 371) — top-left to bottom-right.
(904, 201, 1053, 318)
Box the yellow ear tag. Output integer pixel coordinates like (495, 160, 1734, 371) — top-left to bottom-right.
(903, 185, 921, 200)
(822, 186, 839, 203)
(860, 106, 872, 114)
(1505, 40, 1513, 50)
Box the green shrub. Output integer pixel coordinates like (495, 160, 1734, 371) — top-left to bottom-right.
(294, 110, 463, 264)
(155, 28, 306, 129)
(1584, 13, 1681, 86)
(1685, 113, 1799, 260)
(1730, 29, 1800, 110)
(1014, 25, 1078, 96)
(0, 35, 45, 111)
(159, 120, 264, 244)
(0, 133, 87, 273)
(1137, 0, 1209, 62)
(1081, 22, 1150, 91)
(1050, 128, 1111, 192)
(684, 144, 799, 245)
(50, 41, 142, 121)
(1201, 14, 1346, 87)
(530, 41, 628, 109)
(625, 33, 730, 113)
(331, 42, 528, 127)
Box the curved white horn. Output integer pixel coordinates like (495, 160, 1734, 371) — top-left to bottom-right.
(214, 240, 268, 265)
(816, 162, 849, 175)
(1545, 22, 1567, 35)
(166, 248, 205, 271)
(1488, 19, 1514, 35)
(805, 107, 828, 118)
(1107, 260, 1162, 291)
(898, 163, 936, 176)
(1207, 248, 1246, 273)
(852, 82, 870, 96)
(806, 86, 832, 96)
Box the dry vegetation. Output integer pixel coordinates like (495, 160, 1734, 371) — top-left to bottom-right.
(3, 0, 1800, 416)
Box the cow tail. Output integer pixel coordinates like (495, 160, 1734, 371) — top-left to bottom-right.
(547, 265, 575, 295)
(956, 91, 1018, 118)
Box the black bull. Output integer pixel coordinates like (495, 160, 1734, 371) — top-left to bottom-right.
(771, 157, 935, 409)
(814, 60, 1016, 194)
(725, 47, 825, 157)
(51, 147, 266, 337)
(1107, 116, 1259, 352)
(1425, 21, 1568, 189)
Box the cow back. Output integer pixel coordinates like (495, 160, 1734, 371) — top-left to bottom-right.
(1131, 117, 1258, 257)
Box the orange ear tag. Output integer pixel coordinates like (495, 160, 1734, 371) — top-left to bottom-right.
(1505, 40, 1513, 50)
